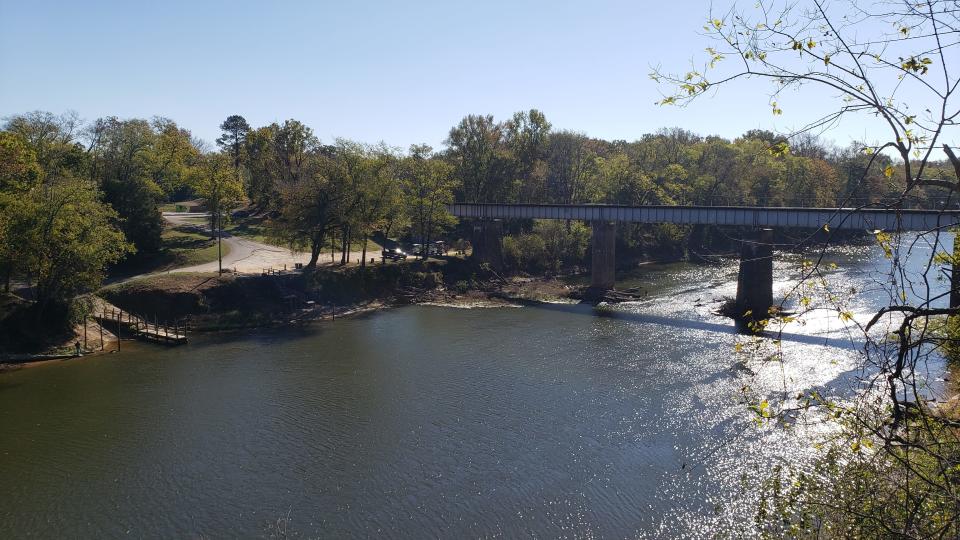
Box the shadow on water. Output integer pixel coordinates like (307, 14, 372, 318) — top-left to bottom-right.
(520, 300, 859, 350)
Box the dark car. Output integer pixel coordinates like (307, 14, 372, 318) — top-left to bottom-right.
(382, 248, 408, 261)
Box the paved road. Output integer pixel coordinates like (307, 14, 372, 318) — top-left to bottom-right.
(163, 212, 372, 273)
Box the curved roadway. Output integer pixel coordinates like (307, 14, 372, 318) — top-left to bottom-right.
(163, 212, 370, 274)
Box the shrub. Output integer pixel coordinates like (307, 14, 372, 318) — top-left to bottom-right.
(503, 220, 590, 274)
(503, 233, 550, 273)
(534, 219, 589, 268)
(405, 271, 442, 289)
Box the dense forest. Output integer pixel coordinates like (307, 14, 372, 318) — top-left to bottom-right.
(0, 109, 953, 338)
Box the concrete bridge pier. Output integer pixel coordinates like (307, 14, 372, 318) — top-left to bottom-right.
(471, 219, 504, 270)
(591, 220, 617, 291)
(735, 228, 774, 321)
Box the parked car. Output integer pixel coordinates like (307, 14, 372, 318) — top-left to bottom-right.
(382, 248, 408, 261)
(411, 242, 446, 257)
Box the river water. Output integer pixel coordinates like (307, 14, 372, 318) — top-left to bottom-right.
(0, 234, 952, 538)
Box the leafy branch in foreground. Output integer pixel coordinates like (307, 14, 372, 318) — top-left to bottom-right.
(652, 0, 959, 192)
(658, 1, 960, 535)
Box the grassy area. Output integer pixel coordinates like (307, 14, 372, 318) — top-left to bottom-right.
(318, 237, 383, 253)
(225, 212, 383, 254)
(173, 215, 210, 227)
(225, 214, 272, 244)
(108, 225, 229, 278)
(159, 200, 204, 213)
(165, 228, 228, 266)
(103, 272, 223, 295)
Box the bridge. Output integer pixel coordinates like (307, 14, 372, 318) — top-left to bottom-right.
(448, 203, 960, 320)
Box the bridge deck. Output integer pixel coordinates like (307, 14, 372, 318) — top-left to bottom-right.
(449, 203, 960, 232)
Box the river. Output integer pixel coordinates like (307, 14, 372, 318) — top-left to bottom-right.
(0, 234, 951, 538)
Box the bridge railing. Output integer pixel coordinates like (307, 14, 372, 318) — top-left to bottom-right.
(685, 196, 959, 209)
(459, 196, 960, 210)
(448, 203, 960, 232)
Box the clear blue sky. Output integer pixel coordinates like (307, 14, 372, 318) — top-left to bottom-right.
(0, 0, 950, 150)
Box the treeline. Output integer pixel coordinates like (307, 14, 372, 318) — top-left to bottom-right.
(1, 109, 953, 321)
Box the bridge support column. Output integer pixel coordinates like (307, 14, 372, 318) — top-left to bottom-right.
(471, 219, 504, 270)
(735, 228, 774, 321)
(591, 221, 617, 291)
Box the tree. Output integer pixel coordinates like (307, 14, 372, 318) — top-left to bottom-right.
(656, 1, 960, 534)
(546, 131, 595, 204)
(446, 114, 511, 202)
(3, 111, 82, 173)
(404, 145, 456, 260)
(86, 117, 196, 254)
(216, 115, 251, 170)
(147, 117, 199, 196)
(339, 142, 403, 267)
(16, 177, 131, 311)
(193, 154, 244, 273)
(243, 124, 280, 210)
(504, 109, 552, 203)
(0, 131, 42, 193)
(273, 119, 319, 184)
(0, 132, 42, 292)
(270, 153, 343, 269)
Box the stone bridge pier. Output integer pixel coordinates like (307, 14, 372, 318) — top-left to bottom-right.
(735, 228, 774, 320)
(471, 219, 504, 270)
(590, 221, 617, 291)
(471, 217, 777, 321)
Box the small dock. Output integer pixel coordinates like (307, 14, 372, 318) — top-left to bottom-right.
(94, 308, 188, 346)
(132, 321, 188, 345)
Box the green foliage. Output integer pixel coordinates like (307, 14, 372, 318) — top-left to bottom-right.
(269, 156, 338, 266)
(242, 124, 280, 209)
(756, 420, 960, 538)
(0, 132, 42, 192)
(0, 132, 43, 291)
(408, 271, 443, 289)
(446, 114, 514, 202)
(216, 115, 251, 169)
(502, 220, 588, 274)
(653, 2, 960, 535)
(503, 233, 550, 274)
(534, 220, 590, 268)
(3, 111, 83, 174)
(944, 315, 960, 364)
(15, 177, 132, 307)
(86, 116, 198, 253)
(404, 144, 456, 257)
(192, 154, 245, 228)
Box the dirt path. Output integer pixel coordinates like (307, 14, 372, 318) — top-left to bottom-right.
(163, 212, 373, 273)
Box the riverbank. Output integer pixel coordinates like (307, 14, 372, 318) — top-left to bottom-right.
(0, 258, 581, 369)
(99, 261, 580, 330)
